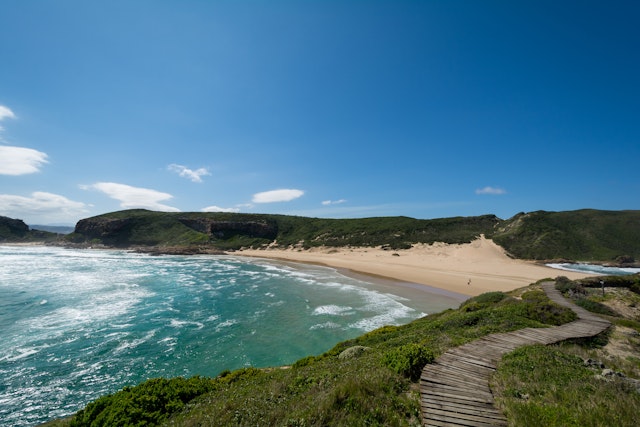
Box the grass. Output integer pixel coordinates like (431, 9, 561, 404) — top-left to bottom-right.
(492, 344, 640, 427)
(492, 276, 640, 426)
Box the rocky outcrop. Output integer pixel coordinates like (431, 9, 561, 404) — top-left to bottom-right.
(69, 213, 279, 248)
(338, 346, 371, 360)
(74, 217, 132, 239)
(0, 216, 29, 238)
(179, 218, 278, 240)
(0, 216, 59, 242)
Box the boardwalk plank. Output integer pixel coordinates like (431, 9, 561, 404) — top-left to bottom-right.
(423, 369, 487, 387)
(422, 395, 500, 411)
(420, 281, 610, 426)
(424, 383, 495, 400)
(425, 406, 508, 425)
(422, 388, 495, 404)
(422, 399, 506, 418)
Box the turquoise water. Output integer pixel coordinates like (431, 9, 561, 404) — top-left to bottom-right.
(547, 263, 640, 276)
(0, 245, 462, 426)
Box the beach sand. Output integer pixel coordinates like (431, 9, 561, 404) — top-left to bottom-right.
(237, 236, 594, 297)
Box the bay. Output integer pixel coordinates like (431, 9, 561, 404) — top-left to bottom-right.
(0, 245, 462, 426)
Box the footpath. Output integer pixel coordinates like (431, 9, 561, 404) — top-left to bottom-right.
(420, 281, 611, 426)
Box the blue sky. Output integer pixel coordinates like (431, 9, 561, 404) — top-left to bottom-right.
(1, 1, 638, 225)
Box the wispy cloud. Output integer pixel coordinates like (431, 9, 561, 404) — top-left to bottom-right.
(0, 106, 48, 174)
(0, 105, 16, 135)
(0, 105, 16, 122)
(168, 164, 211, 183)
(0, 146, 49, 175)
(82, 182, 180, 212)
(252, 189, 304, 203)
(475, 186, 506, 195)
(322, 199, 347, 206)
(0, 192, 88, 224)
(201, 205, 241, 213)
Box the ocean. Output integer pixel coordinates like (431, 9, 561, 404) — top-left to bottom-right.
(0, 245, 462, 426)
(546, 263, 640, 276)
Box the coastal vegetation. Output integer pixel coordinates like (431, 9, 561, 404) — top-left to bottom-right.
(45, 275, 640, 427)
(491, 209, 640, 262)
(63, 208, 640, 262)
(492, 274, 640, 426)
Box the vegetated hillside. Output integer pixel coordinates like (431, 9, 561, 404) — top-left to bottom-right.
(67, 209, 500, 250)
(492, 209, 640, 262)
(67, 209, 640, 262)
(0, 215, 60, 242)
(47, 275, 640, 427)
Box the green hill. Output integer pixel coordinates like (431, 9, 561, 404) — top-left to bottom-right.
(0, 215, 61, 243)
(66, 209, 640, 262)
(492, 209, 640, 262)
(67, 209, 500, 250)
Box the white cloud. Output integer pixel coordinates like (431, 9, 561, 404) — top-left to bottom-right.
(0, 105, 16, 134)
(475, 186, 506, 195)
(201, 205, 241, 213)
(322, 199, 347, 206)
(252, 189, 304, 203)
(82, 182, 180, 212)
(0, 105, 16, 121)
(0, 192, 89, 224)
(0, 146, 49, 175)
(168, 164, 211, 183)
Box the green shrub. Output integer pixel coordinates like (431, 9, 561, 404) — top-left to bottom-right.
(575, 298, 619, 316)
(216, 367, 262, 384)
(70, 376, 215, 427)
(575, 274, 640, 295)
(382, 343, 434, 381)
(520, 290, 578, 325)
(292, 355, 318, 369)
(460, 291, 507, 311)
(554, 276, 586, 295)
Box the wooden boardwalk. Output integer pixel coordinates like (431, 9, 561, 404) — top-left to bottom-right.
(420, 281, 611, 426)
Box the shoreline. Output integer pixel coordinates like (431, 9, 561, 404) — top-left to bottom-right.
(2, 240, 597, 297)
(236, 237, 596, 297)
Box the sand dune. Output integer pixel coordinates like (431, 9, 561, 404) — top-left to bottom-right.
(237, 236, 594, 296)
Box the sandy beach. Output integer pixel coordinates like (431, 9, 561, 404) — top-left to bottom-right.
(238, 236, 594, 297)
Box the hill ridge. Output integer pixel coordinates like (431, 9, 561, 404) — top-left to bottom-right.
(64, 209, 640, 263)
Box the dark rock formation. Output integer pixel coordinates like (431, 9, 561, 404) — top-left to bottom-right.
(0, 215, 29, 240)
(74, 217, 132, 239)
(179, 218, 278, 240)
(0, 216, 60, 242)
